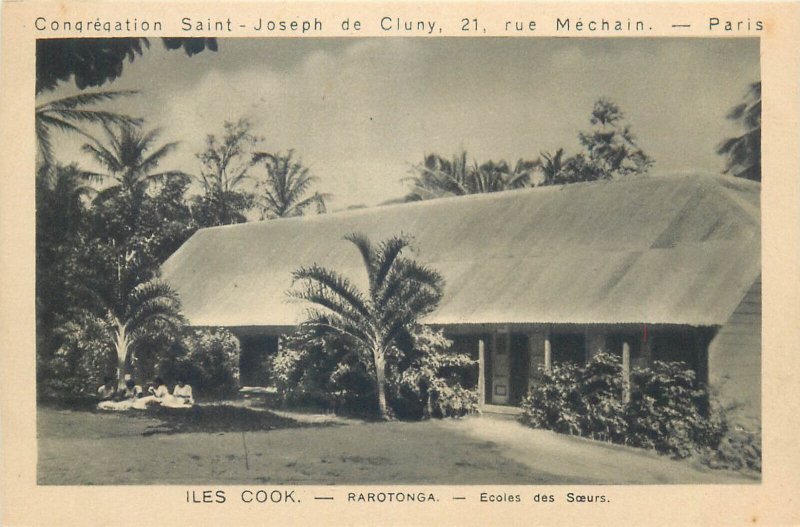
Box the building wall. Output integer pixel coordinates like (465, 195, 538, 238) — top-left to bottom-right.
(708, 277, 761, 428)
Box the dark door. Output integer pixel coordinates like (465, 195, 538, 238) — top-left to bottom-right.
(509, 334, 530, 404)
(238, 335, 278, 386)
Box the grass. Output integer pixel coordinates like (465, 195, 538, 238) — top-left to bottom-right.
(36, 401, 757, 485)
(141, 405, 311, 435)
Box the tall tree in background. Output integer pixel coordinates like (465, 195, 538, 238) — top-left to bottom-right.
(191, 119, 260, 227)
(541, 99, 654, 186)
(472, 159, 536, 193)
(253, 150, 329, 219)
(36, 164, 99, 363)
(83, 122, 187, 248)
(535, 148, 567, 186)
(718, 82, 761, 182)
(575, 98, 653, 179)
(405, 151, 536, 201)
(290, 234, 444, 419)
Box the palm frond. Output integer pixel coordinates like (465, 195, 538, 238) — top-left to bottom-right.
(344, 232, 375, 289)
(291, 264, 371, 320)
(373, 235, 412, 291)
(40, 90, 139, 110)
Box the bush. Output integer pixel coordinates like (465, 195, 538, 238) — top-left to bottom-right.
(626, 361, 724, 458)
(269, 327, 374, 413)
(703, 424, 762, 472)
(39, 311, 115, 397)
(387, 326, 478, 419)
(520, 352, 626, 442)
(520, 352, 727, 460)
(271, 325, 477, 419)
(160, 327, 241, 398)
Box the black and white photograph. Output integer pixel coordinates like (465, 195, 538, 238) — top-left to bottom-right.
(33, 36, 762, 486)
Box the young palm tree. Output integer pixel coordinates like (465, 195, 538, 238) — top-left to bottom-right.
(253, 150, 329, 220)
(105, 279, 184, 388)
(289, 234, 444, 419)
(35, 90, 140, 166)
(718, 81, 761, 182)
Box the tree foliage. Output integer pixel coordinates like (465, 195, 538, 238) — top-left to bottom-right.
(253, 150, 329, 219)
(539, 99, 653, 185)
(289, 233, 445, 419)
(191, 119, 260, 227)
(35, 90, 141, 166)
(405, 151, 536, 201)
(718, 82, 761, 182)
(271, 324, 477, 419)
(36, 38, 217, 94)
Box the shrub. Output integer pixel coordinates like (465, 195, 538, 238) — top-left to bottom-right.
(270, 327, 374, 413)
(703, 424, 762, 472)
(272, 324, 477, 419)
(520, 352, 727, 460)
(165, 327, 241, 398)
(151, 327, 240, 398)
(520, 361, 584, 436)
(520, 352, 626, 441)
(387, 326, 478, 419)
(40, 311, 115, 397)
(626, 360, 724, 458)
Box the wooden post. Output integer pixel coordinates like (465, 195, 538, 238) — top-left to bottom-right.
(478, 339, 485, 413)
(622, 341, 631, 404)
(544, 331, 552, 373)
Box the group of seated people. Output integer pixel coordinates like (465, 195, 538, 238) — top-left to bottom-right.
(97, 375, 194, 411)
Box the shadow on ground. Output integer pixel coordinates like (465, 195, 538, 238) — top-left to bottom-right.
(141, 405, 319, 435)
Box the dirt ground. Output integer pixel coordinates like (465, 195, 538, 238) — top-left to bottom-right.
(37, 406, 756, 485)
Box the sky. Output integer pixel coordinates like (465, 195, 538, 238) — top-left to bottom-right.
(42, 37, 760, 209)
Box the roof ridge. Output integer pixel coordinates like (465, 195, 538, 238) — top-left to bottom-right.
(194, 172, 746, 235)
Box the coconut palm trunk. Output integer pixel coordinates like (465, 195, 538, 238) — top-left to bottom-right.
(113, 319, 132, 389)
(373, 350, 389, 419)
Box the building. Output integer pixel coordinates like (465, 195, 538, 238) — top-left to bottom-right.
(161, 173, 761, 425)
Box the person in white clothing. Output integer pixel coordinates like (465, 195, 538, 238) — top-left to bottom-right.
(132, 377, 170, 409)
(171, 378, 194, 406)
(96, 377, 116, 401)
(98, 378, 143, 411)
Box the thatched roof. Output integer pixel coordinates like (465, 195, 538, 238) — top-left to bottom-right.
(162, 174, 760, 328)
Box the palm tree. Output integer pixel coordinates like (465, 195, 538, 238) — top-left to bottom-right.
(405, 151, 474, 200)
(718, 81, 761, 182)
(473, 159, 534, 193)
(289, 234, 444, 419)
(82, 122, 188, 238)
(405, 151, 536, 201)
(253, 150, 329, 219)
(35, 90, 140, 166)
(101, 277, 183, 388)
(83, 121, 185, 199)
(537, 148, 566, 186)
